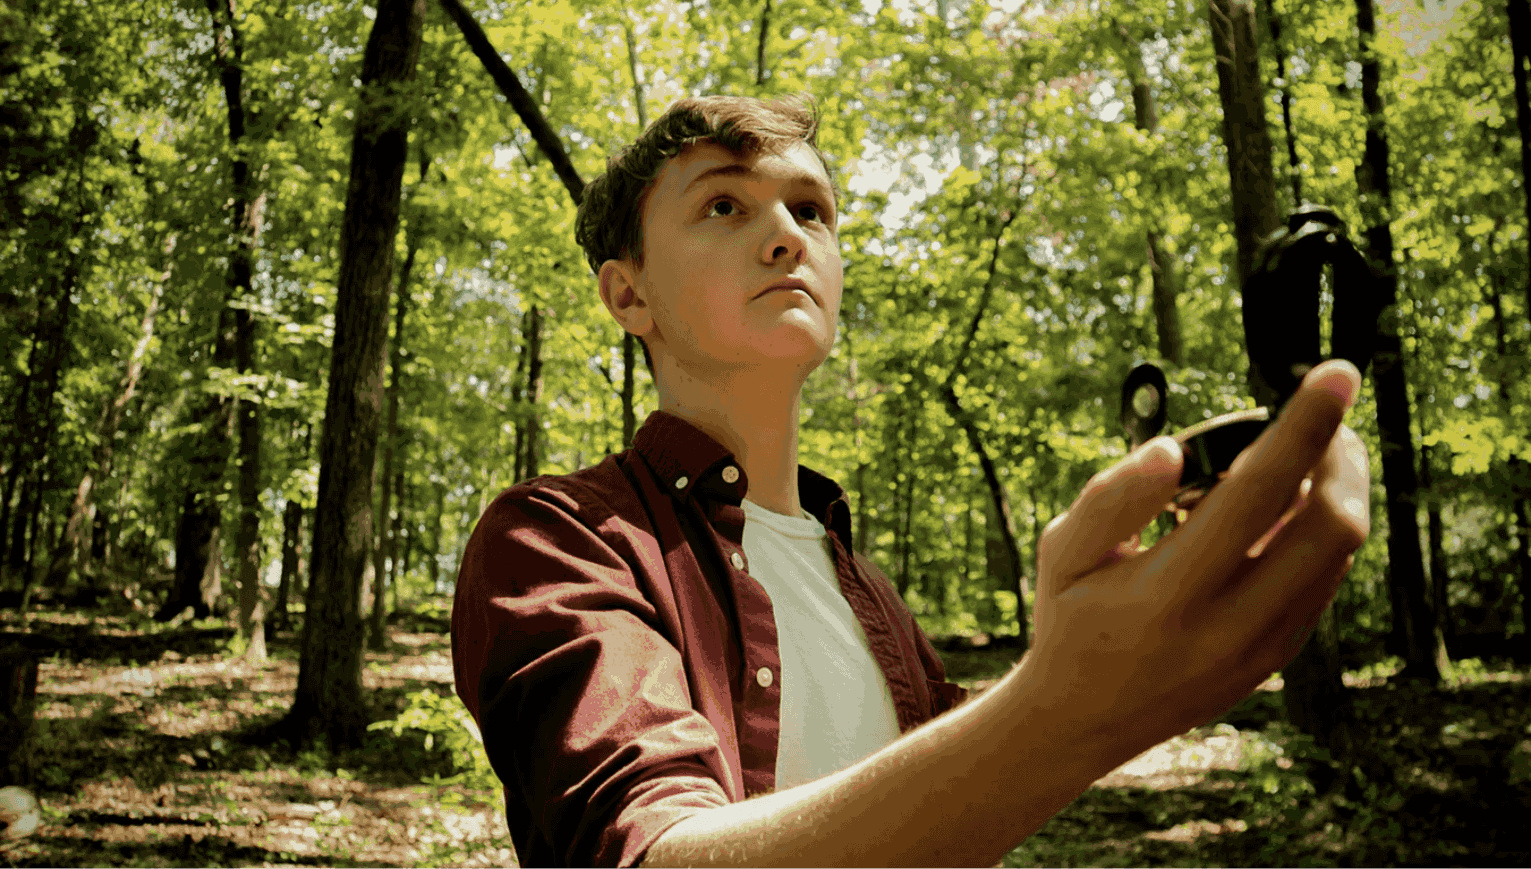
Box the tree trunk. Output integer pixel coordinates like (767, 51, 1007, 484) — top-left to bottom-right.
(1207, 0, 1282, 289)
(186, 0, 269, 656)
(1115, 21, 1183, 365)
(518, 305, 544, 481)
(162, 320, 234, 625)
(1210, 0, 1356, 753)
(287, 0, 426, 750)
(16, 473, 51, 611)
(1419, 443, 1455, 652)
(1, 157, 87, 596)
(1483, 248, 1531, 661)
(369, 234, 417, 652)
(939, 210, 1028, 646)
(51, 262, 164, 589)
(619, 19, 647, 449)
(1265, 0, 1304, 207)
(1508, 0, 1531, 321)
(947, 388, 1027, 647)
(756, 0, 773, 86)
(392, 460, 406, 612)
(274, 498, 303, 631)
(429, 479, 444, 592)
(234, 302, 265, 661)
(1354, 0, 1444, 684)
(897, 447, 914, 594)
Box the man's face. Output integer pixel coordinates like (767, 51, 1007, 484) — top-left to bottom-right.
(612, 140, 843, 378)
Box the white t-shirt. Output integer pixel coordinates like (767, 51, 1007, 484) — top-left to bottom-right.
(740, 497, 903, 790)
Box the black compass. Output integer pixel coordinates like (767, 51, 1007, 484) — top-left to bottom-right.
(1118, 206, 1382, 514)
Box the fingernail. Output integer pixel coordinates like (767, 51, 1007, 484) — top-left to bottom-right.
(1322, 360, 1362, 410)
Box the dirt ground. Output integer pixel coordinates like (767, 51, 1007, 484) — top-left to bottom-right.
(3, 610, 514, 868)
(3, 610, 1529, 867)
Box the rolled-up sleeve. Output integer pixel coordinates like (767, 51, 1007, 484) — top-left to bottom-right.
(452, 484, 730, 867)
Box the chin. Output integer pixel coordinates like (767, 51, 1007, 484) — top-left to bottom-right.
(754, 328, 833, 365)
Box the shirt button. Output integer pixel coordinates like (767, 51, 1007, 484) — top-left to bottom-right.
(730, 552, 744, 570)
(721, 465, 740, 484)
(674, 476, 688, 489)
(756, 666, 773, 688)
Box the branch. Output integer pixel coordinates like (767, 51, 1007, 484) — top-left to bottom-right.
(944, 206, 1019, 391)
(436, 0, 585, 206)
(756, 0, 772, 86)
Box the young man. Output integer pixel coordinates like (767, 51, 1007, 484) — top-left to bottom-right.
(451, 95, 1371, 867)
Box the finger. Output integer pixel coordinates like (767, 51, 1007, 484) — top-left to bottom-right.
(1238, 424, 1370, 593)
(1038, 436, 1183, 585)
(1216, 426, 1369, 660)
(1246, 476, 1312, 559)
(1261, 553, 1354, 676)
(1171, 359, 1361, 590)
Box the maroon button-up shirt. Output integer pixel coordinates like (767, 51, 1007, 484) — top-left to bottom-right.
(451, 411, 968, 867)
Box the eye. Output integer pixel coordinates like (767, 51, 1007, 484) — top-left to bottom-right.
(796, 203, 822, 222)
(706, 198, 737, 217)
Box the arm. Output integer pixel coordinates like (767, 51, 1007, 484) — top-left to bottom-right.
(641, 360, 1370, 867)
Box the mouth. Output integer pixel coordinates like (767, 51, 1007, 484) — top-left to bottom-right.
(754, 278, 815, 303)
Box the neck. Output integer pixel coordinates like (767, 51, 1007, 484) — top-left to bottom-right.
(657, 361, 806, 516)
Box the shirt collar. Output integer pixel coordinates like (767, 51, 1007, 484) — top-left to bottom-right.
(631, 410, 855, 543)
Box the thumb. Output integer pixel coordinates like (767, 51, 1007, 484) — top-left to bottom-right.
(1039, 436, 1184, 586)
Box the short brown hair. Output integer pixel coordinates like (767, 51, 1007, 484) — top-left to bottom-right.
(575, 94, 833, 275)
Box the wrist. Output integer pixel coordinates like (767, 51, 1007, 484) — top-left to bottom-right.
(996, 649, 1155, 781)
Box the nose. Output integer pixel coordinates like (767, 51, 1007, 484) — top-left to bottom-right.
(759, 203, 807, 265)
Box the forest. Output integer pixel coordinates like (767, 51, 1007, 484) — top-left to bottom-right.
(1, 0, 1529, 865)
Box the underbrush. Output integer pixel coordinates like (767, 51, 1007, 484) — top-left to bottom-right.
(6, 607, 1528, 867)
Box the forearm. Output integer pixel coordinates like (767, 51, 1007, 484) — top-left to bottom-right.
(640, 657, 1135, 867)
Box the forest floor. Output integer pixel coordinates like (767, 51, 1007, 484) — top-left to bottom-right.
(1, 605, 1528, 867)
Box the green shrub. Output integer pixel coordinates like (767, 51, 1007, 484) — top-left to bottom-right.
(370, 688, 498, 792)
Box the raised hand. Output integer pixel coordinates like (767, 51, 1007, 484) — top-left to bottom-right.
(1025, 359, 1371, 755)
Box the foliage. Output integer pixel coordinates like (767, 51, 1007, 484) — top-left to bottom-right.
(369, 686, 498, 793)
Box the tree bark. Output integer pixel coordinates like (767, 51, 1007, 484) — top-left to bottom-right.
(756, 0, 773, 86)
(1210, 0, 1356, 754)
(274, 497, 303, 631)
(428, 479, 444, 591)
(518, 305, 544, 481)
(288, 0, 425, 749)
(192, 0, 269, 656)
(1207, 0, 1282, 289)
(1115, 22, 1184, 365)
(160, 298, 235, 622)
(1483, 250, 1531, 661)
(369, 233, 417, 651)
(620, 18, 647, 448)
(1508, 0, 1531, 322)
(234, 301, 265, 661)
(1419, 443, 1455, 652)
(1265, 0, 1304, 207)
(1354, 0, 1444, 684)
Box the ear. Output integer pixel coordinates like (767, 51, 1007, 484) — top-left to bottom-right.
(598, 259, 654, 339)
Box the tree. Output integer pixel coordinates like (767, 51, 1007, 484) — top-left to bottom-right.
(369, 161, 425, 652)
(1112, 19, 1184, 365)
(940, 205, 1028, 646)
(1354, 0, 1445, 684)
(1207, 0, 1357, 760)
(1504, 0, 1531, 659)
(287, 0, 426, 748)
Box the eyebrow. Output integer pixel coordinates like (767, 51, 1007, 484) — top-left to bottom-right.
(681, 162, 835, 204)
